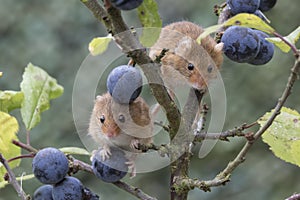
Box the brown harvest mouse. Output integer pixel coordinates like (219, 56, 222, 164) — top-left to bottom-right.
(149, 21, 223, 90)
(88, 92, 153, 162)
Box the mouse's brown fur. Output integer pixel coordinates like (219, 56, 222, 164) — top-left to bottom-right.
(149, 21, 223, 89)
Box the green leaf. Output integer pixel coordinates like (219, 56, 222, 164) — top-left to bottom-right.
(0, 174, 35, 189)
(286, 26, 300, 44)
(196, 24, 223, 44)
(137, 0, 162, 47)
(59, 147, 90, 156)
(224, 13, 275, 34)
(137, 0, 162, 28)
(266, 26, 300, 53)
(88, 35, 112, 56)
(20, 63, 64, 130)
(259, 107, 300, 167)
(0, 111, 21, 184)
(0, 90, 24, 113)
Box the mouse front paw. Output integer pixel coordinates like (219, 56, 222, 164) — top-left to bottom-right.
(99, 146, 111, 161)
(130, 138, 140, 150)
(125, 160, 136, 178)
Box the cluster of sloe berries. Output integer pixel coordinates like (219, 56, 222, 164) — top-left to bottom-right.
(32, 148, 99, 200)
(90, 64, 143, 183)
(109, 0, 143, 10)
(222, 0, 276, 65)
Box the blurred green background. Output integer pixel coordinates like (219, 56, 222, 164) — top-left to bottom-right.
(0, 0, 300, 199)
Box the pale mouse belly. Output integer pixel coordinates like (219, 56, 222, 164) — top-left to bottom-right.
(110, 132, 134, 151)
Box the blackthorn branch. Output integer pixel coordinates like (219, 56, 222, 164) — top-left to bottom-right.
(285, 193, 300, 200)
(0, 154, 28, 200)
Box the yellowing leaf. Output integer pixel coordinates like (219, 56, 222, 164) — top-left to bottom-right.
(59, 147, 90, 156)
(20, 63, 64, 130)
(291, 140, 300, 164)
(196, 24, 223, 44)
(259, 107, 300, 167)
(0, 72, 2, 77)
(139, 28, 162, 48)
(88, 35, 112, 56)
(0, 112, 21, 183)
(0, 90, 24, 113)
(266, 26, 300, 53)
(138, 0, 162, 47)
(0, 174, 35, 189)
(265, 37, 291, 53)
(286, 26, 300, 44)
(137, 0, 162, 28)
(224, 13, 275, 34)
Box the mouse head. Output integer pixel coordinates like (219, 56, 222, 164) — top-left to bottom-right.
(93, 93, 152, 139)
(93, 93, 121, 138)
(161, 36, 219, 90)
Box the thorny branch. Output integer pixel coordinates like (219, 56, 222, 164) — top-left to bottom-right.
(69, 156, 158, 200)
(194, 122, 258, 142)
(176, 52, 300, 192)
(0, 154, 28, 200)
(285, 193, 300, 200)
(11, 140, 156, 200)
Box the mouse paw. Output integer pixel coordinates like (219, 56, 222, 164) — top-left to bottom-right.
(99, 147, 111, 161)
(130, 139, 140, 150)
(125, 160, 136, 178)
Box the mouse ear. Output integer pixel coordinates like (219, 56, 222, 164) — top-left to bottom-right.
(96, 95, 102, 100)
(95, 93, 109, 102)
(214, 42, 224, 53)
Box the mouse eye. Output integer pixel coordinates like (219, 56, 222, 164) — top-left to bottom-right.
(187, 63, 194, 70)
(99, 115, 105, 123)
(207, 64, 213, 73)
(118, 114, 125, 123)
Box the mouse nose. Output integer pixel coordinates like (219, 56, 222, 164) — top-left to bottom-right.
(189, 73, 207, 90)
(101, 123, 120, 138)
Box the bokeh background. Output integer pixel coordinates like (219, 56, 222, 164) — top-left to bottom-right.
(1, 0, 300, 199)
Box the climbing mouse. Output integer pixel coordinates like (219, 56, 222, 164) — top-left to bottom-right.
(88, 92, 153, 160)
(149, 21, 223, 90)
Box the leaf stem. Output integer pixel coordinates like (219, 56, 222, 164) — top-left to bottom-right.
(273, 31, 299, 57)
(12, 139, 38, 153)
(7, 153, 35, 163)
(26, 130, 30, 145)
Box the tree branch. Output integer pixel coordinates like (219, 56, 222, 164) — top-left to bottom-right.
(69, 156, 157, 200)
(194, 122, 257, 142)
(285, 193, 300, 200)
(0, 154, 29, 200)
(174, 176, 230, 193)
(80, 0, 113, 33)
(12, 139, 38, 153)
(114, 181, 158, 200)
(177, 51, 300, 192)
(170, 89, 205, 200)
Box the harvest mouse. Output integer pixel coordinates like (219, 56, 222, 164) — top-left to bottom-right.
(149, 21, 223, 90)
(88, 92, 153, 175)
